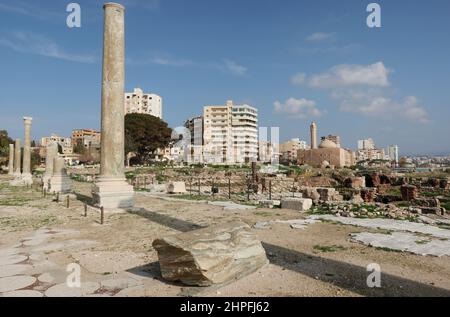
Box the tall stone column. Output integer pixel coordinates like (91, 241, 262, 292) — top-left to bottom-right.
(43, 141, 58, 190)
(92, 2, 134, 209)
(8, 144, 14, 175)
(310, 122, 318, 150)
(21, 117, 33, 185)
(13, 139, 21, 176)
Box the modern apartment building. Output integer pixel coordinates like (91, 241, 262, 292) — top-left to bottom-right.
(124, 88, 162, 119)
(279, 138, 309, 163)
(202, 100, 258, 164)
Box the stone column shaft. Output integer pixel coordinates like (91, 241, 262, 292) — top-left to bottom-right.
(21, 117, 33, 185)
(93, 2, 134, 209)
(8, 144, 14, 175)
(100, 2, 125, 179)
(13, 139, 21, 176)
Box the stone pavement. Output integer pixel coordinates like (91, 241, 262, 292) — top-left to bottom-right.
(0, 227, 156, 297)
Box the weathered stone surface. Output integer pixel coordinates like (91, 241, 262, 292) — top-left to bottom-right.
(344, 177, 366, 189)
(43, 142, 58, 190)
(44, 282, 100, 297)
(153, 221, 268, 286)
(301, 187, 320, 201)
(100, 278, 142, 291)
(0, 276, 36, 293)
(360, 188, 376, 203)
(281, 198, 313, 212)
(21, 117, 33, 185)
(0, 264, 33, 278)
(92, 2, 134, 209)
(167, 182, 187, 194)
(401, 185, 418, 201)
(1, 290, 43, 297)
(49, 157, 72, 194)
(0, 255, 28, 266)
(316, 187, 342, 202)
(8, 143, 14, 175)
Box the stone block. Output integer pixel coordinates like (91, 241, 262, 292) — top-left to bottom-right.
(167, 182, 187, 194)
(281, 197, 313, 212)
(401, 185, 418, 201)
(152, 221, 268, 286)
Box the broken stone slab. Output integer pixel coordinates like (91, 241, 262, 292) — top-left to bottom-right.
(152, 221, 268, 286)
(167, 182, 187, 194)
(281, 198, 313, 212)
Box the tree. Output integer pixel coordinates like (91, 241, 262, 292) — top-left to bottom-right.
(125, 113, 172, 164)
(73, 142, 86, 155)
(0, 130, 13, 165)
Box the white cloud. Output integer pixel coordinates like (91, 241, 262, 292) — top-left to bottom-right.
(305, 32, 334, 42)
(336, 89, 429, 123)
(274, 98, 323, 119)
(222, 59, 247, 76)
(308, 62, 390, 88)
(291, 73, 306, 85)
(0, 31, 95, 63)
(292, 62, 429, 124)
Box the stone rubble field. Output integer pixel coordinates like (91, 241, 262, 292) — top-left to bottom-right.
(1, 176, 450, 297)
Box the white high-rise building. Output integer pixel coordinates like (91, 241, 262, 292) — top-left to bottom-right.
(357, 138, 375, 150)
(203, 100, 258, 164)
(124, 88, 162, 119)
(387, 145, 399, 164)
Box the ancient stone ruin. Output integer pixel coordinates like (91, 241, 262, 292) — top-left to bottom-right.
(153, 221, 268, 286)
(49, 157, 72, 194)
(92, 2, 134, 209)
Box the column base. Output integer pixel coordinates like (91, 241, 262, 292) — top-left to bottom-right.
(92, 177, 134, 210)
(21, 173, 33, 186)
(10, 174, 25, 186)
(49, 175, 72, 194)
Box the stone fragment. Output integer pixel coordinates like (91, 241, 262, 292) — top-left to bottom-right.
(281, 198, 313, 212)
(153, 221, 268, 286)
(344, 177, 366, 189)
(167, 182, 187, 194)
(401, 185, 418, 201)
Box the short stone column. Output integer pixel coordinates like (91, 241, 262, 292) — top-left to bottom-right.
(21, 117, 33, 185)
(92, 2, 134, 209)
(49, 157, 71, 194)
(8, 143, 14, 175)
(43, 141, 58, 190)
(10, 139, 23, 186)
(13, 139, 21, 176)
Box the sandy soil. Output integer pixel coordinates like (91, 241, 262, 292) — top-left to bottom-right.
(1, 176, 449, 297)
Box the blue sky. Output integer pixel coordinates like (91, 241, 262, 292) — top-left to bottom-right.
(0, 0, 449, 155)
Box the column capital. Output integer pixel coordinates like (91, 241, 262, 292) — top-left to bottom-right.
(103, 2, 125, 11)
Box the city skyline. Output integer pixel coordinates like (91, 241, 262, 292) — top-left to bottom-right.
(1, 0, 450, 155)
